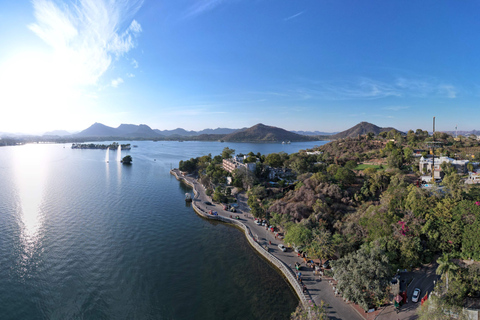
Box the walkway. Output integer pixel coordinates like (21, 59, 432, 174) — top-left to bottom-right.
(171, 169, 364, 320)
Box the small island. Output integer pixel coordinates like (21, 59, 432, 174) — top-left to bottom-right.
(121, 155, 132, 164)
(71, 142, 131, 150)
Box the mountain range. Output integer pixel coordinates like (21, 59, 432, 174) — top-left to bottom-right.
(1, 121, 410, 142)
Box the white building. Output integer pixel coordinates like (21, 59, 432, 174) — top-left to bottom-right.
(419, 156, 469, 179)
(222, 157, 256, 174)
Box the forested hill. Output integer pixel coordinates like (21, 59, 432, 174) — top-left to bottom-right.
(222, 123, 316, 142)
(331, 122, 401, 139)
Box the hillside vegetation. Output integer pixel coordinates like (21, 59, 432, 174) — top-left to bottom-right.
(180, 129, 480, 313)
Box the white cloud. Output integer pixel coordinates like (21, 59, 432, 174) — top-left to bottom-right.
(284, 11, 304, 21)
(111, 77, 124, 88)
(383, 106, 410, 111)
(127, 73, 135, 78)
(132, 59, 139, 68)
(439, 85, 457, 98)
(299, 77, 458, 101)
(184, 0, 225, 18)
(28, 0, 143, 86)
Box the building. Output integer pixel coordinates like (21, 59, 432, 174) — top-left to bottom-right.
(222, 156, 256, 174)
(466, 170, 480, 184)
(419, 156, 469, 179)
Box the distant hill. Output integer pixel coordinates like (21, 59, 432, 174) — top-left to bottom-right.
(331, 122, 402, 139)
(154, 127, 240, 136)
(293, 130, 337, 136)
(43, 130, 71, 136)
(125, 124, 160, 138)
(76, 123, 121, 137)
(222, 123, 315, 142)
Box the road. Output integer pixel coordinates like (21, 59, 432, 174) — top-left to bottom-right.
(175, 170, 364, 320)
(174, 170, 439, 320)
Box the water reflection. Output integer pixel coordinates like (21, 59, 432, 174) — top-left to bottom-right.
(13, 144, 47, 274)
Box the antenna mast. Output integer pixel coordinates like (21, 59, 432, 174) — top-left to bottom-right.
(432, 117, 435, 181)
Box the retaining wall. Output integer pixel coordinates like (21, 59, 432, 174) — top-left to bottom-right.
(171, 169, 311, 308)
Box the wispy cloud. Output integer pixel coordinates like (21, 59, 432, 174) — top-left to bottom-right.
(439, 85, 457, 98)
(284, 11, 304, 21)
(28, 0, 143, 86)
(312, 78, 401, 100)
(395, 77, 457, 98)
(132, 59, 139, 69)
(111, 77, 124, 88)
(296, 77, 458, 101)
(383, 106, 410, 111)
(127, 73, 135, 78)
(184, 0, 225, 18)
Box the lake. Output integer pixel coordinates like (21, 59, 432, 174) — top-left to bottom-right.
(0, 140, 327, 319)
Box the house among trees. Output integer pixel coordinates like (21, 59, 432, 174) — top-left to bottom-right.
(419, 155, 469, 179)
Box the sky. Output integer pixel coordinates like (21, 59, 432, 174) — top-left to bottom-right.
(1, 0, 480, 134)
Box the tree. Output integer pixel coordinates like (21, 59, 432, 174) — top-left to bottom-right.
(121, 155, 132, 164)
(345, 160, 358, 170)
(221, 147, 235, 159)
(334, 167, 355, 186)
(332, 246, 391, 311)
(305, 229, 334, 262)
(284, 224, 312, 248)
(290, 301, 328, 320)
(436, 253, 458, 291)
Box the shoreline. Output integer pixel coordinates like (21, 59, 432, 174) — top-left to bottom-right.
(170, 168, 311, 309)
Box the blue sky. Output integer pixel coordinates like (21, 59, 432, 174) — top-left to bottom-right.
(1, 0, 479, 134)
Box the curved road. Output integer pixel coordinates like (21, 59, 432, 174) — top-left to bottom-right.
(173, 170, 364, 320)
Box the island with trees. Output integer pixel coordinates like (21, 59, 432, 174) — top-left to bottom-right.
(178, 129, 480, 318)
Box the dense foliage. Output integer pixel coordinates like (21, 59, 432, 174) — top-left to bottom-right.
(179, 132, 480, 313)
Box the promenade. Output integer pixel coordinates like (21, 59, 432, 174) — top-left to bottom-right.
(171, 169, 365, 320)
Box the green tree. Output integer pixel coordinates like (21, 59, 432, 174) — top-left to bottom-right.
(284, 224, 312, 248)
(121, 155, 132, 164)
(305, 229, 334, 262)
(332, 246, 391, 311)
(334, 167, 355, 186)
(222, 147, 235, 159)
(436, 253, 458, 291)
(265, 153, 283, 167)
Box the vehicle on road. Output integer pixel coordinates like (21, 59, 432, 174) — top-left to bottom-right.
(278, 244, 287, 252)
(412, 288, 421, 303)
(322, 260, 330, 269)
(204, 201, 212, 205)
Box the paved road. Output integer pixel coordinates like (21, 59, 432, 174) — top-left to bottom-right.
(375, 264, 440, 320)
(175, 170, 364, 320)
(176, 170, 440, 320)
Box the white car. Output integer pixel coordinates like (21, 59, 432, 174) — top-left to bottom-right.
(412, 288, 421, 303)
(278, 244, 287, 252)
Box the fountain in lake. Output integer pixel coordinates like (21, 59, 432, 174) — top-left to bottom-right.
(117, 145, 121, 162)
(105, 147, 110, 163)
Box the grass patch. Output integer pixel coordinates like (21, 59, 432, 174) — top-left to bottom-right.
(355, 164, 383, 170)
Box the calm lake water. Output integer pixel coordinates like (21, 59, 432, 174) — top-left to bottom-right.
(0, 140, 327, 320)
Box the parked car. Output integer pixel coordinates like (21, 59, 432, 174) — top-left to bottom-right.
(322, 260, 330, 269)
(278, 244, 287, 252)
(204, 201, 212, 205)
(412, 288, 421, 303)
